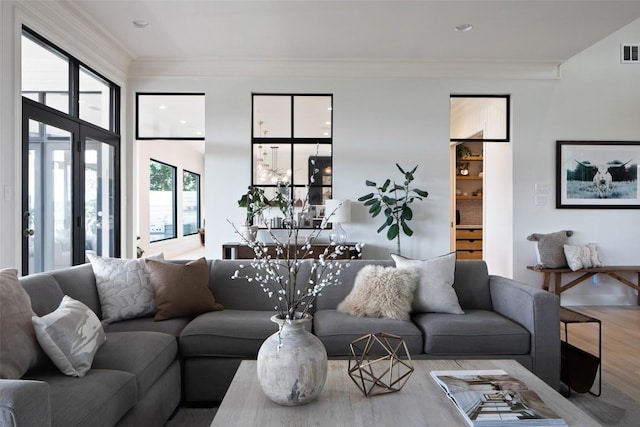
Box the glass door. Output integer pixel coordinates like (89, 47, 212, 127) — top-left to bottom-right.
(22, 99, 120, 274)
(24, 116, 76, 273)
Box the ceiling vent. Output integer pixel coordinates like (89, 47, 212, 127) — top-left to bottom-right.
(621, 44, 639, 63)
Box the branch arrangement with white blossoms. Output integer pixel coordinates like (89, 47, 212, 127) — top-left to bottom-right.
(231, 148, 363, 320)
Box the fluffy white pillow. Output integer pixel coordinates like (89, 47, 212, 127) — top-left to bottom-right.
(337, 265, 419, 321)
(32, 296, 106, 377)
(391, 252, 464, 315)
(563, 243, 602, 271)
(89, 253, 163, 324)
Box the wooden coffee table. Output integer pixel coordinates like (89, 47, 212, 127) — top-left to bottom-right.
(211, 359, 599, 426)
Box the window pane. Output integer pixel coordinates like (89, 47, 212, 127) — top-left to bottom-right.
(253, 143, 292, 185)
(21, 34, 70, 114)
(182, 171, 200, 236)
(253, 95, 291, 137)
(149, 160, 176, 242)
(85, 139, 116, 259)
(450, 96, 509, 140)
(138, 94, 205, 139)
(293, 144, 332, 186)
(80, 67, 111, 130)
(294, 96, 332, 138)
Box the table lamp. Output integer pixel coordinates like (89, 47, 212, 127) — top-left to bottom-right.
(325, 199, 351, 244)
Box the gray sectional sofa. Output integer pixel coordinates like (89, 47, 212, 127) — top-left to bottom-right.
(1, 258, 560, 427)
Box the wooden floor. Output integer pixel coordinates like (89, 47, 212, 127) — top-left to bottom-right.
(561, 305, 640, 400)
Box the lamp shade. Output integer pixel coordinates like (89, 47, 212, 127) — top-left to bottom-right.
(325, 199, 351, 223)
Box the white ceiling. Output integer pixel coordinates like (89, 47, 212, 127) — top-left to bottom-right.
(65, 0, 640, 67)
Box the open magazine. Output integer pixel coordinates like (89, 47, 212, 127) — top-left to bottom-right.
(430, 370, 567, 427)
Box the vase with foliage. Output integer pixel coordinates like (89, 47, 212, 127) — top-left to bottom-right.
(237, 186, 270, 241)
(358, 164, 428, 255)
(231, 156, 362, 405)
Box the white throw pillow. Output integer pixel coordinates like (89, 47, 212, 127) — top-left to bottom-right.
(563, 243, 602, 271)
(391, 252, 464, 315)
(337, 265, 419, 321)
(32, 296, 106, 377)
(89, 253, 163, 324)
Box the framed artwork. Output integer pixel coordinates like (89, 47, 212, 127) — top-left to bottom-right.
(556, 140, 640, 209)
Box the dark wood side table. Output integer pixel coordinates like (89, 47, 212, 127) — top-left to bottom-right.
(559, 306, 601, 397)
(222, 242, 360, 260)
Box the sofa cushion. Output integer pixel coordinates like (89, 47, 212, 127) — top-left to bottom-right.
(89, 253, 163, 324)
(23, 368, 136, 427)
(452, 260, 492, 310)
(19, 273, 65, 317)
(337, 265, 419, 320)
(180, 310, 280, 358)
(146, 257, 223, 321)
(103, 315, 190, 337)
(313, 309, 423, 356)
(392, 253, 464, 314)
(413, 309, 530, 355)
(0, 268, 39, 379)
(51, 264, 103, 319)
(32, 296, 106, 377)
(92, 331, 178, 397)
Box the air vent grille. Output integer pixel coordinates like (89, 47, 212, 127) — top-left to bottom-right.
(621, 44, 639, 63)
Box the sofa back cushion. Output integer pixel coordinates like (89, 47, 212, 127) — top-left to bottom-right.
(20, 273, 65, 317)
(51, 264, 102, 319)
(314, 260, 395, 310)
(452, 260, 492, 310)
(209, 259, 313, 311)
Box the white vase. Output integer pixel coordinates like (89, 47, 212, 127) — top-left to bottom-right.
(256, 314, 328, 406)
(241, 225, 259, 242)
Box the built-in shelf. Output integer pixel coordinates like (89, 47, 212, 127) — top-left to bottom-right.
(456, 196, 482, 200)
(456, 176, 483, 180)
(459, 156, 483, 161)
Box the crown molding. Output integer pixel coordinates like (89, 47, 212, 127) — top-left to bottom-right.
(15, 0, 131, 85)
(128, 58, 562, 80)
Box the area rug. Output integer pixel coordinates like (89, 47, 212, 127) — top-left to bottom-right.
(566, 380, 640, 427)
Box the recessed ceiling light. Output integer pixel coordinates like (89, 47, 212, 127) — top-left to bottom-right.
(158, 105, 167, 110)
(132, 20, 150, 29)
(454, 24, 473, 32)
(180, 120, 187, 124)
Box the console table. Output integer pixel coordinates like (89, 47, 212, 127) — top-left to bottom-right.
(527, 265, 640, 305)
(222, 242, 359, 260)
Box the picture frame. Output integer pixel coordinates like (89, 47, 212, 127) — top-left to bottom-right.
(556, 140, 640, 209)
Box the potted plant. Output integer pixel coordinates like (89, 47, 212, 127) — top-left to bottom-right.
(358, 164, 429, 255)
(237, 186, 270, 242)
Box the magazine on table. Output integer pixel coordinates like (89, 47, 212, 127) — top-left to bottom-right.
(430, 370, 567, 427)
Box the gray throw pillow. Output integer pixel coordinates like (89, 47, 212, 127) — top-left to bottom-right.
(89, 253, 164, 324)
(527, 230, 573, 268)
(32, 295, 106, 377)
(392, 252, 464, 315)
(337, 265, 419, 321)
(0, 268, 39, 379)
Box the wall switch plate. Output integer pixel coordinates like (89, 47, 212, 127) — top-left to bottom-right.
(535, 183, 551, 194)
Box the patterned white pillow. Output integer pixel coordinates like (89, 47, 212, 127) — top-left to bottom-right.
(89, 254, 163, 324)
(563, 243, 602, 271)
(32, 296, 105, 377)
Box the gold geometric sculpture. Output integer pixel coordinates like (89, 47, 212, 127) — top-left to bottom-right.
(347, 332, 414, 397)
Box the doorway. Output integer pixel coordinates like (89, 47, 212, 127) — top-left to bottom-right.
(450, 95, 512, 276)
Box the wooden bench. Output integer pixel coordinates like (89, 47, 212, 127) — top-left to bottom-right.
(526, 265, 640, 305)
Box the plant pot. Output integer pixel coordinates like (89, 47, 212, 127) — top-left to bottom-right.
(256, 314, 328, 406)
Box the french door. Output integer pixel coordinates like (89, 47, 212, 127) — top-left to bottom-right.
(22, 98, 120, 274)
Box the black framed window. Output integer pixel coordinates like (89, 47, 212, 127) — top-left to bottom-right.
(182, 170, 201, 236)
(21, 27, 120, 274)
(450, 95, 510, 142)
(251, 93, 333, 228)
(136, 93, 205, 140)
(149, 160, 177, 242)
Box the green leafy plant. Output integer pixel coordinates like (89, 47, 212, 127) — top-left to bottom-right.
(358, 164, 429, 255)
(238, 186, 271, 226)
